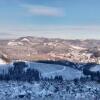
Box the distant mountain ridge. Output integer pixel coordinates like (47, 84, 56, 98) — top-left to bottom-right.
(0, 36, 100, 63)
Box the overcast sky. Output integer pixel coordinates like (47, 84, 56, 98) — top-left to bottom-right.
(0, 0, 100, 39)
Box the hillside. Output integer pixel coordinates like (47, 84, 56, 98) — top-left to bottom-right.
(0, 36, 100, 63)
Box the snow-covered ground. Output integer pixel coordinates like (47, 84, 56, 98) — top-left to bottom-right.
(0, 58, 6, 64)
(0, 80, 100, 100)
(0, 61, 100, 99)
(27, 62, 83, 80)
(21, 38, 30, 42)
(70, 45, 86, 50)
(0, 61, 83, 80)
(90, 65, 100, 72)
(8, 41, 23, 46)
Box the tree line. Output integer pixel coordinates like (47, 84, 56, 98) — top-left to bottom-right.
(0, 61, 64, 82)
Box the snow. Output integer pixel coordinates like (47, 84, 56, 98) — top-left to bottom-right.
(0, 63, 12, 74)
(0, 58, 6, 64)
(90, 65, 100, 72)
(70, 45, 86, 50)
(21, 38, 30, 42)
(8, 41, 23, 46)
(27, 62, 83, 80)
(0, 61, 83, 80)
(0, 81, 99, 100)
(32, 82, 41, 94)
(0, 60, 99, 100)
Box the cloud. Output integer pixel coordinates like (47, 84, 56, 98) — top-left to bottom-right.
(22, 4, 65, 17)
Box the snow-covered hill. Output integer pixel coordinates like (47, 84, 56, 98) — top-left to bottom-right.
(8, 41, 23, 46)
(0, 61, 83, 80)
(27, 62, 82, 80)
(21, 38, 30, 42)
(90, 65, 100, 72)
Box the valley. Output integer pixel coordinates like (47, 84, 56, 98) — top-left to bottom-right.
(0, 36, 100, 64)
(0, 36, 100, 100)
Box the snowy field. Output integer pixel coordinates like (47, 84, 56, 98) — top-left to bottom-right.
(0, 61, 83, 80)
(90, 65, 100, 72)
(28, 62, 83, 80)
